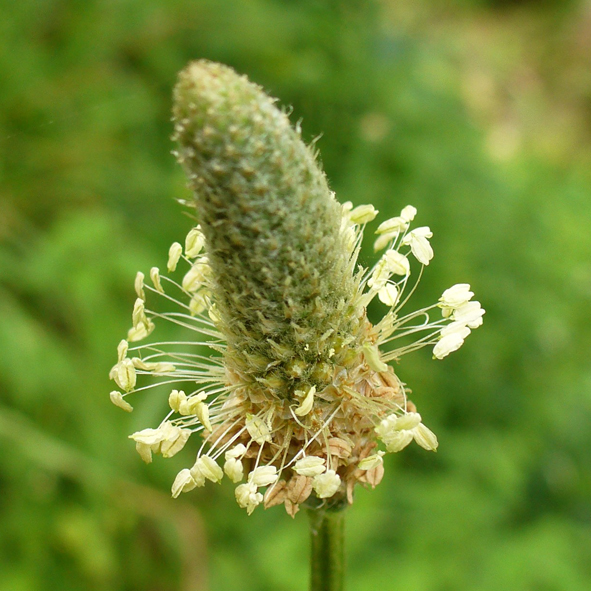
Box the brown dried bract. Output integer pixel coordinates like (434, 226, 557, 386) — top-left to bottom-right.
(263, 480, 287, 508)
(286, 474, 313, 504)
(284, 498, 300, 518)
(364, 463, 384, 488)
(328, 437, 352, 459)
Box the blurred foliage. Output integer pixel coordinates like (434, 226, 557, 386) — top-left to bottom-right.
(1, 0, 591, 590)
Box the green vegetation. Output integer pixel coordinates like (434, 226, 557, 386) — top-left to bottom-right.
(1, 1, 590, 590)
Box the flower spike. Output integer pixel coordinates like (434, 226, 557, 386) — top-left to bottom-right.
(110, 61, 483, 516)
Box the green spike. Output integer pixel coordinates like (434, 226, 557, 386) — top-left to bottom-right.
(172, 61, 359, 399)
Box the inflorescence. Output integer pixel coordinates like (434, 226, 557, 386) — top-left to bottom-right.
(109, 61, 484, 517)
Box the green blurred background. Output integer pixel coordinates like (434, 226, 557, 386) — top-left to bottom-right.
(2, 0, 591, 589)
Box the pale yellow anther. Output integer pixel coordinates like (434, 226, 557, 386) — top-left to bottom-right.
(179, 392, 207, 415)
(189, 291, 209, 315)
(378, 284, 399, 307)
(362, 343, 388, 372)
(171, 469, 198, 498)
(150, 267, 164, 293)
(439, 284, 473, 314)
(134, 271, 145, 299)
(117, 339, 129, 363)
(224, 458, 244, 483)
(358, 451, 385, 471)
(400, 205, 417, 222)
(375, 412, 437, 453)
(294, 385, 316, 417)
(194, 456, 223, 483)
(312, 470, 341, 498)
(381, 430, 414, 453)
(169, 389, 187, 412)
(182, 268, 200, 292)
(135, 442, 153, 464)
(225, 444, 247, 460)
(110, 391, 133, 412)
(132, 298, 147, 329)
(208, 303, 220, 323)
(367, 259, 390, 290)
(384, 249, 410, 276)
(373, 232, 397, 252)
(182, 258, 210, 292)
(451, 301, 485, 329)
(401, 226, 433, 266)
(188, 463, 206, 487)
(167, 242, 183, 272)
(131, 421, 189, 460)
(160, 426, 191, 458)
(342, 225, 357, 253)
(131, 357, 150, 370)
(128, 298, 155, 342)
(349, 204, 379, 225)
(433, 327, 469, 359)
(246, 414, 272, 444)
(113, 358, 136, 392)
(248, 466, 278, 487)
(349, 204, 378, 225)
(132, 358, 176, 372)
(294, 456, 326, 477)
(185, 226, 205, 258)
(127, 322, 154, 342)
(235, 482, 263, 515)
(129, 426, 165, 446)
(393, 412, 422, 431)
(195, 402, 212, 431)
(375, 217, 407, 235)
(178, 392, 211, 430)
(413, 423, 438, 451)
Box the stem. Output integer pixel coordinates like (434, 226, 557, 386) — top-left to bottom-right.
(308, 507, 346, 591)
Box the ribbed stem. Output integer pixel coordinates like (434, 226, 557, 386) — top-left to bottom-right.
(308, 508, 345, 591)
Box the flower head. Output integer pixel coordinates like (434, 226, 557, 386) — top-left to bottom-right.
(109, 61, 484, 517)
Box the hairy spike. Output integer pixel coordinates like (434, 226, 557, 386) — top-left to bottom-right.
(172, 60, 359, 400)
(112, 61, 483, 515)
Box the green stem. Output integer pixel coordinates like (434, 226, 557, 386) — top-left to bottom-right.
(308, 507, 346, 591)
